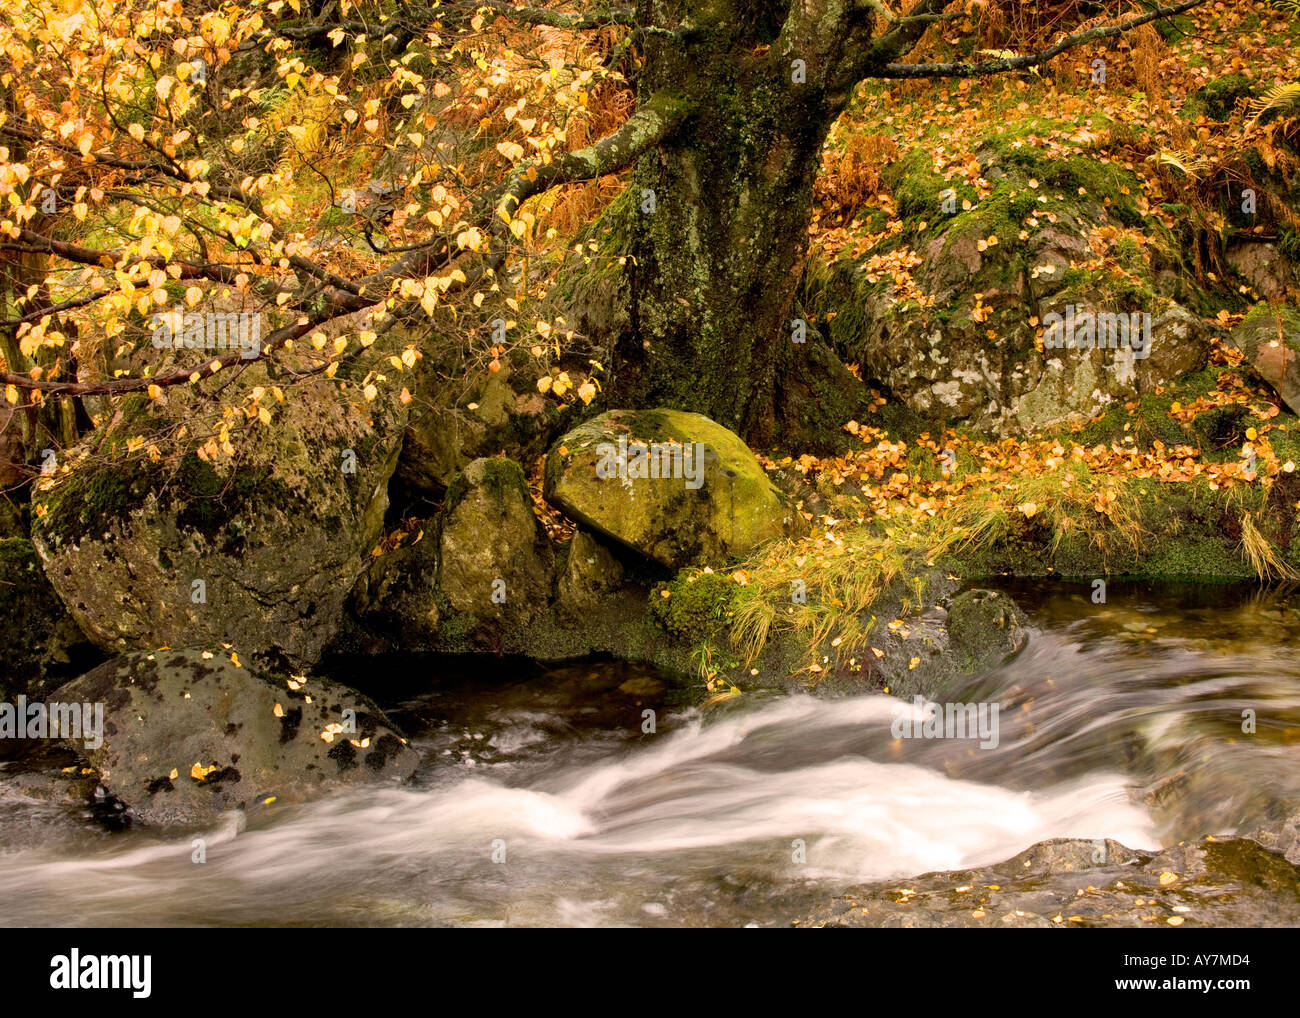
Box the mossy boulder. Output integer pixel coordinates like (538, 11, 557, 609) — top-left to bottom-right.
(1228, 302, 1300, 415)
(0, 538, 100, 703)
(945, 588, 1029, 674)
(806, 132, 1210, 433)
(52, 649, 417, 828)
(29, 335, 409, 668)
(438, 456, 555, 630)
(544, 409, 805, 569)
(557, 529, 625, 619)
(347, 528, 443, 647)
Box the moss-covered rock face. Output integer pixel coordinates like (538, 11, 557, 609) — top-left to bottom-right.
(805, 133, 1210, 434)
(29, 335, 409, 669)
(53, 650, 417, 828)
(439, 456, 555, 631)
(0, 538, 100, 702)
(1229, 303, 1300, 415)
(544, 409, 806, 569)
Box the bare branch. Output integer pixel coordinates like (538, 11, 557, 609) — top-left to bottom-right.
(873, 0, 1210, 80)
(471, 1, 638, 30)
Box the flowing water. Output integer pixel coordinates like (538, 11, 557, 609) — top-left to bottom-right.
(2, 582, 1299, 927)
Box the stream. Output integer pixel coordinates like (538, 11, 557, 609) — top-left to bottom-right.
(2, 582, 1299, 927)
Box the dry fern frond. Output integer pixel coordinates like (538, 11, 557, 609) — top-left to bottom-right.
(1247, 82, 1300, 127)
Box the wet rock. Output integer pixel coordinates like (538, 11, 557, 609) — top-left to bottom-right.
(1246, 807, 1300, 867)
(51, 649, 418, 828)
(945, 588, 1029, 674)
(0, 538, 100, 703)
(799, 836, 1300, 928)
(545, 409, 804, 569)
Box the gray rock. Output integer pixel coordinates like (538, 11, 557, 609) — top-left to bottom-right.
(1228, 302, 1300, 415)
(30, 341, 408, 669)
(557, 529, 625, 619)
(53, 649, 418, 828)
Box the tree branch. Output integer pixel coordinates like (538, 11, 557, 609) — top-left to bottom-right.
(873, 0, 1210, 79)
(471, 1, 638, 30)
(494, 88, 694, 217)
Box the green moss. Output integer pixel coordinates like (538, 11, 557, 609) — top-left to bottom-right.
(34, 451, 291, 547)
(1155, 13, 1196, 43)
(650, 571, 737, 640)
(884, 149, 977, 227)
(1196, 74, 1255, 121)
(443, 456, 527, 518)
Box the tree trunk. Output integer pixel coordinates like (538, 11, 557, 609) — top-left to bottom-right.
(605, 2, 869, 447)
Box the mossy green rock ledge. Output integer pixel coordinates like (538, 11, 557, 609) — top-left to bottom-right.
(544, 409, 805, 569)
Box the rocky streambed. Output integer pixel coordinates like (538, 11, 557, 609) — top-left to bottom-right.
(2, 580, 1299, 928)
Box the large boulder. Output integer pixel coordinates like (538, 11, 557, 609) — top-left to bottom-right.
(345, 456, 562, 650)
(544, 409, 805, 569)
(53, 649, 418, 827)
(30, 335, 408, 669)
(1228, 302, 1300, 415)
(807, 137, 1212, 432)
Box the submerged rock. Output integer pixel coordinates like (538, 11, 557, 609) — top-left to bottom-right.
(52, 649, 418, 828)
(945, 588, 1029, 674)
(545, 409, 804, 569)
(799, 835, 1300, 928)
